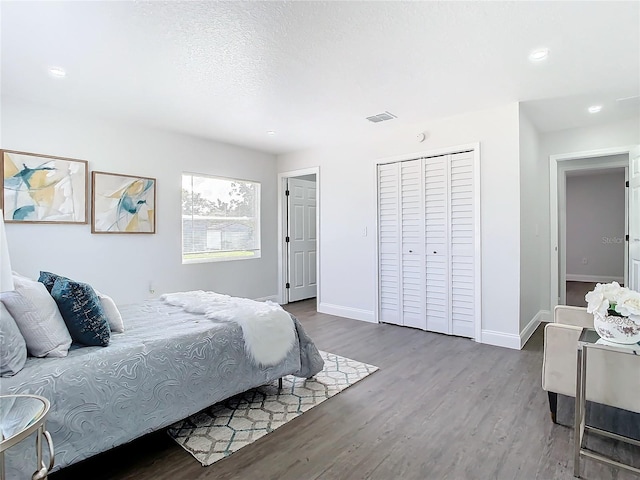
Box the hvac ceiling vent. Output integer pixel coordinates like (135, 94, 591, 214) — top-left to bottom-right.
(366, 111, 397, 123)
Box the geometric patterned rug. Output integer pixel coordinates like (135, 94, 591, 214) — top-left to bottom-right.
(167, 350, 379, 466)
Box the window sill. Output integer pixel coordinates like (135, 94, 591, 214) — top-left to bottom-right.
(182, 253, 261, 265)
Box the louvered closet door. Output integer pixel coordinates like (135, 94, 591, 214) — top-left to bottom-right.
(449, 152, 475, 338)
(377, 151, 478, 338)
(401, 160, 426, 329)
(378, 163, 402, 325)
(424, 156, 449, 334)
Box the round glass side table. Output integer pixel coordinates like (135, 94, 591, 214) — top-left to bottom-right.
(0, 395, 54, 480)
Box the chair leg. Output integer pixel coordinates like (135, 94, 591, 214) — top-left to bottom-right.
(548, 391, 558, 424)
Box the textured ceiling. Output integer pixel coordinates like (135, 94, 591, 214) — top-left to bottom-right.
(1, 1, 639, 154)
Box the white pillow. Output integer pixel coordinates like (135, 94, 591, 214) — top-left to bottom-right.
(95, 291, 124, 333)
(4, 274, 72, 357)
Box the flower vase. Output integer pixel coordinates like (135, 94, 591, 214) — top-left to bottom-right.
(593, 312, 640, 345)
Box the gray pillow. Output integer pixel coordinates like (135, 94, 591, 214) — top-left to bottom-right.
(3, 274, 72, 357)
(0, 302, 27, 376)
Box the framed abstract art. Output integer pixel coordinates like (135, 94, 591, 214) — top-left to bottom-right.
(91, 171, 156, 234)
(1, 149, 88, 224)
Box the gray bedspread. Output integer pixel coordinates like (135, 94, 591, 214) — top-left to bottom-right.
(1, 299, 324, 478)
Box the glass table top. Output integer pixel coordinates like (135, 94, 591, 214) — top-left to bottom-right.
(578, 328, 640, 355)
(0, 395, 49, 444)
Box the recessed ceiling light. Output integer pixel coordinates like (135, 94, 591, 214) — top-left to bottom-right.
(529, 48, 549, 62)
(588, 105, 602, 114)
(48, 66, 66, 78)
(267, 131, 276, 136)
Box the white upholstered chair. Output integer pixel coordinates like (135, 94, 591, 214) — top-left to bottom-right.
(542, 305, 640, 423)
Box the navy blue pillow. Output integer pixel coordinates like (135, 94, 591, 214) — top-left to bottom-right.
(50, 278, 111, 347)
(38, 271, 66, 293)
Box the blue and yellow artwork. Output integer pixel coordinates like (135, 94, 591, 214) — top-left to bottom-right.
(92, 171, 156, 233)
(2, 150, 88, 223)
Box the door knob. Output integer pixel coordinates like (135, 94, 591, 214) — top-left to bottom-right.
(409, 250, 413, 253)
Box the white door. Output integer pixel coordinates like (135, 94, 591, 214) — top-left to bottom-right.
(377, 151, 478, 338)
(424, 155, 449, 334)
(401, 160, 426, 329)
(287, 178, 317, 302)
(449, 152, 476, 337)
(377, 160, 426, 328)
(629, 146, 640, 291)
(378, 163, 402, 325)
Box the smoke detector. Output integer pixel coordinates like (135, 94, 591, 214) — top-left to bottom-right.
(366, 111, 397, 123)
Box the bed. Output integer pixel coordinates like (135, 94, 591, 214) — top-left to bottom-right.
(1, 298, 324, 477)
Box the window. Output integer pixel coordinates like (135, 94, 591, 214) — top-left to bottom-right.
(182, 173, 261, 263)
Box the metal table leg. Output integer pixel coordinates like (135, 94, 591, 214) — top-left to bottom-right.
(574, 345, 587, 477)
(32, 422, 54, 480)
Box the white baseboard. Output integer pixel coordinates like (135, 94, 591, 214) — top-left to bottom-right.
(519, 310, 549, 348)
(481, 330, 521, 350)
(538, 310, 552, 323)
(317, 302, 376, 323)
(254, 295, 278, 303)
(566, 274, 624, 284)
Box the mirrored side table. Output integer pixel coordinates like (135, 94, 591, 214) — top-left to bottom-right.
(574, 328, 640, 478)
(0, 395, 54, 480)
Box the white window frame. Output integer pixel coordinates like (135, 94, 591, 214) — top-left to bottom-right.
(182, 172, 261, 264)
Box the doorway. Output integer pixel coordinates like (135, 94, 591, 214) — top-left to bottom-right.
(550, 147, 638, 310)
(277, 168, 320, 305)
(564, 167, 627, 306)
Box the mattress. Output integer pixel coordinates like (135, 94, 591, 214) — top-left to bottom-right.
(1, 299, 324, 477)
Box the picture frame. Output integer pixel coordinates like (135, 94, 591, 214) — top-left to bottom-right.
(1, 149, 88, 224)
(92, 171, 156, 234)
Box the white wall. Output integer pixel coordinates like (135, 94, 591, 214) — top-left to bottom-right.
(566, 170, 626, 281)
(542, 117, 640, 156)
(519, 108, 546, 337)
(539, 117, 640, 309)
(278, 103, 522, 347)
(0, 97, 279, 304)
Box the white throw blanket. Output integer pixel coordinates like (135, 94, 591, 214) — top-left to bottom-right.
(160, 291, 296, 366)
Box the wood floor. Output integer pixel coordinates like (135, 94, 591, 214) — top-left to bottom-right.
(50, 299, 639, 480)
(566, 281, 597, 307)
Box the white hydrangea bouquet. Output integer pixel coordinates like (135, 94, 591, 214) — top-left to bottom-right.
(585, 282, 640, 344)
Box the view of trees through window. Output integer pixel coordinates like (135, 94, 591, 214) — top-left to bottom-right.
(182, 173, 261, 262)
